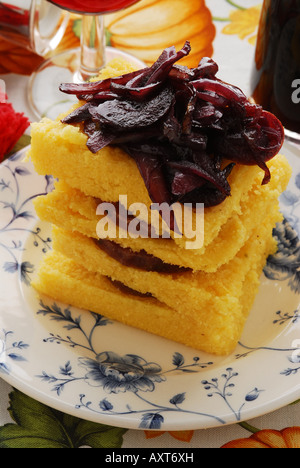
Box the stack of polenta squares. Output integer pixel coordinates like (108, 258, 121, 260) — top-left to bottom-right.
(27, 61, 291, 356)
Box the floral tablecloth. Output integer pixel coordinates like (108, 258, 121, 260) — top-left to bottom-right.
(1, 0, 300, 449)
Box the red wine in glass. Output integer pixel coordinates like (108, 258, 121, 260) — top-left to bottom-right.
(47, 0, 141, 14)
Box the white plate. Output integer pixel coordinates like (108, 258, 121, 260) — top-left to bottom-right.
(1, 143, 300, 431)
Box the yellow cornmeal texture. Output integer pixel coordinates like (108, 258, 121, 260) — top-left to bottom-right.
(33, 218, 276, 355)
(28, 59, 292, 355)
(50, 200, 280, 318)
(33, 155, 291, 271)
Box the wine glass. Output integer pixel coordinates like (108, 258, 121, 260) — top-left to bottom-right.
(0, 0, 68, 55)
(29, 0, 145, 119)
(0, 0, 69, 115)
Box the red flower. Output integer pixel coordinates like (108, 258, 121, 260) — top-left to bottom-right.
(0, 100, 30, 161)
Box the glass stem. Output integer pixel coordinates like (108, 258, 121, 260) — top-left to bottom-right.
(79, 15, 106, 82)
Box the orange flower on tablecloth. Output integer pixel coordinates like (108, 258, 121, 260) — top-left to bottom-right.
(144, 430, 194, 443)
(105, 0, 216, 67)
(222, 5, 262, 45)
(222, 426, 300, 448)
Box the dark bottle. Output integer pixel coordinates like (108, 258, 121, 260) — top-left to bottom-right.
(251, 0, 300, 139)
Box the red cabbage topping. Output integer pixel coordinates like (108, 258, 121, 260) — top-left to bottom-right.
(59, 41, 284, 208)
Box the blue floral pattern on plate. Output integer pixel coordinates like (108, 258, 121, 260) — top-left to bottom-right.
(1, 144, 300, 431)
(36, 300, 265, 428)
(264, 219, 300, 294)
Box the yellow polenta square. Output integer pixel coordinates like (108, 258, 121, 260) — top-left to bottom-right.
(33, 208, 278, 355)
